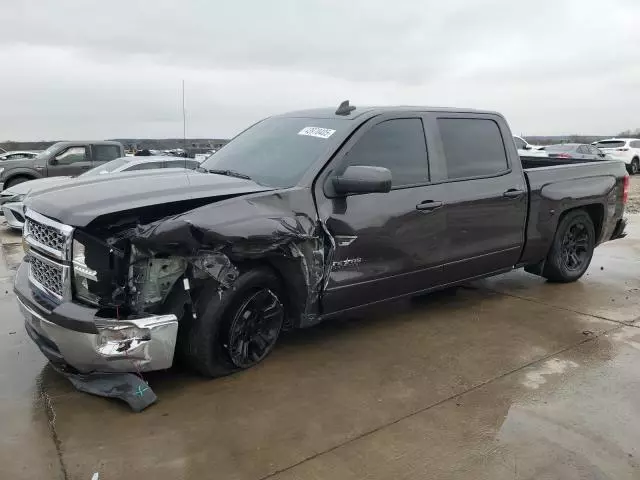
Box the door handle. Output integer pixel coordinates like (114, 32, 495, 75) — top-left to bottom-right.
(416, 200, 443, 211)
(503, 189, 525, 199)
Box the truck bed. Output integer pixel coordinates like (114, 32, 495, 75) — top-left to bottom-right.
(519, 159, 628, 266)
(520, 155, 612, 169)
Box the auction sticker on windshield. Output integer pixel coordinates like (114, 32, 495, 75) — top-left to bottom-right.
(298, 127, 336, 139)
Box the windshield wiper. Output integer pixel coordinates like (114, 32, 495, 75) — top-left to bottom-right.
(200, 168, 253, 181)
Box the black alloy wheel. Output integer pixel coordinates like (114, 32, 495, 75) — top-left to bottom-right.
(542, 209, 595, 283)
(560, 222, 590, 272)
(227, 288, 284, 369)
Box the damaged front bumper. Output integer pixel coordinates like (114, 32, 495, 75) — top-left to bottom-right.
(15, 262, 178, 374)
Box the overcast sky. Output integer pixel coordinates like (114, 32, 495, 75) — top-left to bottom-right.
(1, 0, 638, 140)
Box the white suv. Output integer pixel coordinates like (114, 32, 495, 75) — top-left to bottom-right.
(592, 138, 640, 175)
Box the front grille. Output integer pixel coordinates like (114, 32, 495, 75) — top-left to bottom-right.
(29, 254, 64, 298)
(24, 209, 74, 302)
(26, 219, 66, 253)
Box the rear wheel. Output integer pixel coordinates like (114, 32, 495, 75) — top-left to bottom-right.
(183, 267, 285, 377)
(542, 210, 595, 283)
(629, 158, 639, 175)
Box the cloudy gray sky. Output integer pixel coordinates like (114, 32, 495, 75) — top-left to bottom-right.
(1, 0, 638, 140)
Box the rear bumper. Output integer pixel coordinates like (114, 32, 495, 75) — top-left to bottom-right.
(2, 202, 25, 230)
(610, 217, 627, 241)
(14, 262, 178, 373)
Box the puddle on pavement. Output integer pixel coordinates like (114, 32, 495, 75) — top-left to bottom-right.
(2, 243, 24, 271)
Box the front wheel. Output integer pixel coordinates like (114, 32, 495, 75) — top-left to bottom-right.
(183, 267, 285, 377)
(542, 210, 595, 283)
(4, 176, 32, 189)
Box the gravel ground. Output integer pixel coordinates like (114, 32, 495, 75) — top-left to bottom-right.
(628, 176, 640, 214)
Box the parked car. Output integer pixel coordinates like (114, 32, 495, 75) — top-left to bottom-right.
(592, 138, 640, 175)
(0, 151, 40, 161)
(541, 143, 608, 161)
(1, 156, 199, 230)
(0, 141, 124, 190)
(513, 136, 547, 157)
(16, 103, 628, 406)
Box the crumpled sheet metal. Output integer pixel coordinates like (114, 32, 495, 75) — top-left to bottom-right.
(52, 364, 157, 412)
(127, 195, 332, 326)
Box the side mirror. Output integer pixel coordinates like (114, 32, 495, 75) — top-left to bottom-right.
(332, 165, 392, 196)
(50, 158, 58, 165)
(524, 145, 532, 150)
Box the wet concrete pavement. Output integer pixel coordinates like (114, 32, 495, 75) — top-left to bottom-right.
(1, 216, 639, 480)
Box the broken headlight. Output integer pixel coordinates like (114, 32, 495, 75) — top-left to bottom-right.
(72, 238, 100, 305)
(129, 253, 186, 312)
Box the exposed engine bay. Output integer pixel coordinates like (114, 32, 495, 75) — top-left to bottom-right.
(76, 190, 334, 330)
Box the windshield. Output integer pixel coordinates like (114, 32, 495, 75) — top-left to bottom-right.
(200, 117, 347, 187)
(33, 146, 57, 160)
(79, 157, 131, 177)
(594, 140, 626, 149)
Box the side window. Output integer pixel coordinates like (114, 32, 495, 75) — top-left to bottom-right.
(8, 153, 27, 159)
(93, 145, 122, 162)
(54, 147, 86, 165)
(127, 162, 162, 171)
(631, 141, 640, 149)
(513, 137, 526, 149)
(588, 146, 600, 155)
(438, 118, 508, 180)
(340, 118, 428, 187)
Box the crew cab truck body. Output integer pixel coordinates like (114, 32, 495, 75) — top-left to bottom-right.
(15, 105, 628, 396)
(0, 141, 123, 190)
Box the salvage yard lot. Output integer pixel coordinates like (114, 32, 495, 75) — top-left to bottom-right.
(1, 178, 640, 480)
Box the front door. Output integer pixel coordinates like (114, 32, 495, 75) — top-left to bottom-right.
(433, 115, 528, 283)
(48, 145, 92, 177)
(316, 115, 446, 314)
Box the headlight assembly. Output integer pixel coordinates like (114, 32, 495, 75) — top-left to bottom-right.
(72, 238, 100, 304)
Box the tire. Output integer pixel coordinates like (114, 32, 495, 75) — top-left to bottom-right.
(629, 158, 639, 175)
(4, 176, 32, 189)
(542, 209, 595, 283)
(183, 267, 285, 377)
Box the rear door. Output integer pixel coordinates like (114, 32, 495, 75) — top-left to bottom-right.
(431, 114, 528, 283)
(316, 114, 446, 314)
(48, 145, 92, 176)
(91, 144, 122, 167)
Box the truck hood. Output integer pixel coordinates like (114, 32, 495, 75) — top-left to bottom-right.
(26, 170, 273, 227)
(3, 176, 72, 196)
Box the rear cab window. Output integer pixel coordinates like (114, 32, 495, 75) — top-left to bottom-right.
(437, 118, 509, 180)
(93, 144, 122, 162)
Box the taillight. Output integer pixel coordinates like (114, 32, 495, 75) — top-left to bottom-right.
(617, 147, 630, 151)
(557, 153, 572, 159)
(623, 175, 630, 204)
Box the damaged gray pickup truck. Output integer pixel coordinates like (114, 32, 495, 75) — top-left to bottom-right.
(15, 103, 629, 407)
